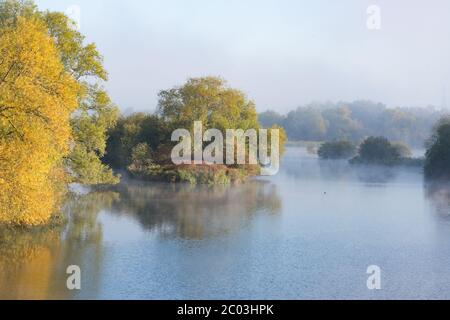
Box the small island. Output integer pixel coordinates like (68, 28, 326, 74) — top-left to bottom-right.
(314, 118, 450, 176)
(103, 77, 286, 185)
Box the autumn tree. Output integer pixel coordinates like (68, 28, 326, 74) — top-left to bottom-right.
(43, 11, 119, 184)
(0, 0, 119, 185)
(0, 17, 79, 225)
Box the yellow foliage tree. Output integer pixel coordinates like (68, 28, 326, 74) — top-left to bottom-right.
(0, 17, 79, 225)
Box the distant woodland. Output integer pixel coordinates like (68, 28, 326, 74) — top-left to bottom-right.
(259, 101, 445, 147)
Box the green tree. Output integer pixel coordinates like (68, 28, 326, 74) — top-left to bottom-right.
(158, 77, 260, 133)
(351, 136, 401, 165)
(391, 141, 412, 158)
(104, 113, 170, 169)
(0, 16, 79, 225)
(127, 143, 159, 176)
(425, 117, 450, 180)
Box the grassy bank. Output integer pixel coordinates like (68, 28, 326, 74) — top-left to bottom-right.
(128, 164, 260, 185)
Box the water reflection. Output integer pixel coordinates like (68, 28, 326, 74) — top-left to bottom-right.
(0, 191, 118, 300)
(283, 155, 399, 184)
(0, 227, 62, 299)
(354, 165, 397, 184)
(2, 148, 450, 300)
(0, 180, 280, 299)
(110, 180, 282, 240)
(426, 182, 450, 219)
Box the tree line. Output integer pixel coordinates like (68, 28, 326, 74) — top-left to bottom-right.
(315, 117, 450, 177)
(259, 101, 445, 147)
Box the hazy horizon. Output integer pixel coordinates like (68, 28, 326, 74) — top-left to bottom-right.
(35, 0, 450, 113)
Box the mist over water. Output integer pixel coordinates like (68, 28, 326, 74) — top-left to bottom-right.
(1, 147, 450, 299)
(35, 0, 450, 112)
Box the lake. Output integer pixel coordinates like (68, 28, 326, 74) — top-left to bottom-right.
(1, 147, 450, 300)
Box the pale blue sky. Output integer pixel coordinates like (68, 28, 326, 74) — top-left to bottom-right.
(35, 0, 450, 113)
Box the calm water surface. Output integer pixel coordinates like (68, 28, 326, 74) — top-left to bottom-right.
(1, 147, 450, 299)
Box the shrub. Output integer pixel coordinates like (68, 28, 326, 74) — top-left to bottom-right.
(318, 140, 357, 159)
(391, 142, 413, 158)
(425, 117, 450, 180)
(351, 136, 401, 165)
